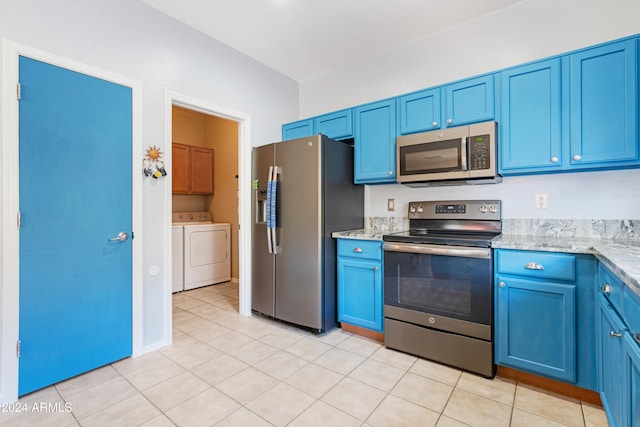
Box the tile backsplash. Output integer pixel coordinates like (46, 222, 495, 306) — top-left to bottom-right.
(368, 217, 640, 240)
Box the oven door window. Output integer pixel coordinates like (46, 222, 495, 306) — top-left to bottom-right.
(399, 138, 463, 175)
(384, 251, 492, 325)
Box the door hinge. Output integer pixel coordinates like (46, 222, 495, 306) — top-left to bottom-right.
(17, 211, 22, 229)
(16, 82, 21, 100)
(16, 340, 21, 358)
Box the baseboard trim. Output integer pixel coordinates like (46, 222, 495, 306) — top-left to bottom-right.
(496, 366, 601, 406)
(340, 323, 384, 343)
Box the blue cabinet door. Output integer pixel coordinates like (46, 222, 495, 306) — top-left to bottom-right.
(354, 99, 396, 183)
(570, 39, 638, 167)
(282, 119, 314, 141)
(597, 294, 626, 427)
(624, 333, 640, 427)
(397, 88, 441, 134)
(496, 276, 577, 382)
(499, 59, 565, 173)
(315, 109, 353, 140)
(443, 75, 495, 127)
(337, 257, 383, 332)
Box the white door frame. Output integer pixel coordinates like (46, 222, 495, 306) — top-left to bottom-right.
(0, 39, 144, 403)
(163, 91, 252, 344)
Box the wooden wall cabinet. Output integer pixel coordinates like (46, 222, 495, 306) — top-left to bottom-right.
(172, 143, 214, 195)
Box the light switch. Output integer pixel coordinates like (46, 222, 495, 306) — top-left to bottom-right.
(387, 198, 395, 211)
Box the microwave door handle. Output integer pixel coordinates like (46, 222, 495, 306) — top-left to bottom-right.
(460, 137, 468, 171)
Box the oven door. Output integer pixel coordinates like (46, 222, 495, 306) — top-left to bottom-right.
(383, 242, 493, 340)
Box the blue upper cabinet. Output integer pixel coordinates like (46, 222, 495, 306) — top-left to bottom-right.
(397, 88, 441, 134)
(354, 99, 397, 183)
(314, 109, 353, 140)
(282, 119, 314, 141)
(570, 39, 638, 167)
(499, 58, 565, 173)
(443, 75, 495, 127)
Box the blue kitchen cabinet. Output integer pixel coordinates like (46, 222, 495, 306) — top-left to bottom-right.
(337, 239, 383, 332)
(494, 250, 597, 388)
(282, 118, 314, 140)
(498, 58, 566, 173)
(315, 109, 353, 140)
(397, 88, 441, 134)
(443, 74, 495, 127)
(597, 294, 626, 427)
(570, 39, 638, 168)
(496, 275, 577, 382)
(596, 264, 640, 427)
(624, 332, 640, 427)
(354, 99, 396, 183)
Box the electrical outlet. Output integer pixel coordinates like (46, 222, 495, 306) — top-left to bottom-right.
(387, 198, 395, 211)
(535, 193, 548, 209)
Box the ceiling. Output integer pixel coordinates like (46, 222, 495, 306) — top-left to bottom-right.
(140, 0, 523, 82)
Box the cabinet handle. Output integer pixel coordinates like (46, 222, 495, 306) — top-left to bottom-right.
(432, 121, 438, 127)
(447, 118, 453, 124)
(388, 170, 393, 175)
(573, 154, 581, 161)
(373, 266, 379, 271)
(524, 262, 544, 270)
(636, 332, 640, 344)
(551, 156, 559, 163)
(499, 281, 506, 288)
(602, 283, 611, 294)
(353, 247, 363, 253)
(610, 330, 622, 339)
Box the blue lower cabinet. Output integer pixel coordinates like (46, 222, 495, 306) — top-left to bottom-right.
(597, 294, 626, 427)
(624, 333, 640, 427)
(496, 275, 577, 382)
(337, 239, 383, 332)
(494, 249, 597, 389)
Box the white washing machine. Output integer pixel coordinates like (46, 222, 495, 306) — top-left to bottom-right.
(172, 212, 231, 292)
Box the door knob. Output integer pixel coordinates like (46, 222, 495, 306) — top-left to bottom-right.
(109, 231, 128, 242)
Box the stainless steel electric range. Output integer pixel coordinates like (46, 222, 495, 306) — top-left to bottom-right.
(382, 200, 501, 378)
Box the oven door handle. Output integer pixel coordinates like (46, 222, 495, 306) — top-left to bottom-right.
(383, 242, 491, 259)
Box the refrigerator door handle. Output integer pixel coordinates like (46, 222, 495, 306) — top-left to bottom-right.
(271, 166, 279, 254)
(266, 165, 274, 253)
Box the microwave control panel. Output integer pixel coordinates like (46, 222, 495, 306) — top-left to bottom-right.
(469, 134, 491, 170)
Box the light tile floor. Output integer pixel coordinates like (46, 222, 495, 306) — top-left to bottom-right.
(0, 282, 609, 427)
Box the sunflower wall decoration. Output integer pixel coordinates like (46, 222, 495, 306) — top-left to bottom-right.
(143, 145, 167, 179)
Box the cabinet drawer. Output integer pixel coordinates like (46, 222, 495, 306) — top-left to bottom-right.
(598, 263, 624, 314)
(338, 239, 382, 261)
(496, 250, 575, 281)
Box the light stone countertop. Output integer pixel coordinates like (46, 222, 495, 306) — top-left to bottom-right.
(332, 229, 385, 241)
(333, 229, 640, 297)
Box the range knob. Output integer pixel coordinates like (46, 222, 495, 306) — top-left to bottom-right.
(409, 205, 417, 213)
(488, 205, 498, 213)
(479, 206, 488, 213)
(417, 206, 424, 213)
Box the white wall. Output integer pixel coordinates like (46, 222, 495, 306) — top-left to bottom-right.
(300, 0, 640, 220)
(0, 0, 297, 392)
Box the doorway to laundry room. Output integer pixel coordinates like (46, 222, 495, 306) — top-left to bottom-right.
(171, 105, 240, 301)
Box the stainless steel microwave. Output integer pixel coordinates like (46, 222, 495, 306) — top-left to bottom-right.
(396, 121, 500, 187)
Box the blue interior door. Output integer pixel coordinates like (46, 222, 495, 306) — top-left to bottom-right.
(18, 56, 133, 396)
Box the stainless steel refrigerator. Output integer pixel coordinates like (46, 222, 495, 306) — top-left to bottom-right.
(251, 134, 364, 333)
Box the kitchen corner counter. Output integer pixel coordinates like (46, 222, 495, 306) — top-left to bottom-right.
(332, 229, 384, 241)
(493, 234, 640, 297)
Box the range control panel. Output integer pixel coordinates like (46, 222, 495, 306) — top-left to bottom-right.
(408, 200, 501, 220)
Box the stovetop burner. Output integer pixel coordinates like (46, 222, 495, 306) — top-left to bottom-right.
(383, 200, 502, 248)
